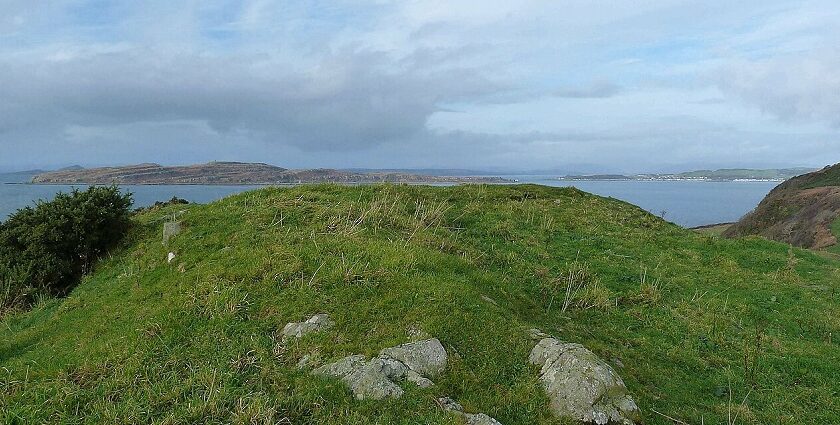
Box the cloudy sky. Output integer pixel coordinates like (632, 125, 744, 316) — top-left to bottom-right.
(1, 1, 839, 172)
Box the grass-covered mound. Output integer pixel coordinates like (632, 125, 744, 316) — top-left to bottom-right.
(1, 184, 839, 424)
(725, 163, 840, 249)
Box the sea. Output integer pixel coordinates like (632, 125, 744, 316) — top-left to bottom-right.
(0, 176, 778, 228)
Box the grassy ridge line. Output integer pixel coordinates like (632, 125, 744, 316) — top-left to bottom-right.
(769, 163, 840, 192)
(1, 184, 839, 424)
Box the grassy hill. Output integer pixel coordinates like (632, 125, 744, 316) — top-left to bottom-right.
(769, 163, 840, 191)
(676, 168, 814, 180)
(724, 163, 840, 249)
(2, 184, 839, 424)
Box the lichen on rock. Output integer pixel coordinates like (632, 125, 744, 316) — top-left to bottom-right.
(313, 338, 447, 400)
(437, 396, 503, 425)
(529, 337, 640, 425)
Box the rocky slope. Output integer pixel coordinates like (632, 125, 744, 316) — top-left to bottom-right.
(724, 163, 840, 249)
(31, 162, 508, 185)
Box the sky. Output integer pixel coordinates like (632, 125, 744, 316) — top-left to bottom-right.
(1, 0, 839, 173)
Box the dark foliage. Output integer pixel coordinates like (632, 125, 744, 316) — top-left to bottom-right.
(134, 196, 189, 213)
(0, 186, 133, 312)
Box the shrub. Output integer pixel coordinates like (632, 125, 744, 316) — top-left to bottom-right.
(0, 186, 133, 312)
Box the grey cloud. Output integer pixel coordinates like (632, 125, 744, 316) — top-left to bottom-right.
(0, 47, 505, 152)
(552, 81, 622, 99)
(718, 50, 840, 126)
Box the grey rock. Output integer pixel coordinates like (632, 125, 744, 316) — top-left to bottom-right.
(281, 313, 334, 340)
(527, 328, 550, 340)
(438, 397, 503, 425)
(347, 362, 405, 400)
(312, 339, 447, 401)
(465, 413, 503, 425)
(405, 370, 434, 388)
(379, 338, 447, 378)
(163, 221, 181, 245)
(371, 355, 409, 380)
(296, 354, 312, 369)
(313, 355, 403, 400)
(529, 338, 640, 425)
(438, 397, 464, 412)
(313, 354, 367, 377)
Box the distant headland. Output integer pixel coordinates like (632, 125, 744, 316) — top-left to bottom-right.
(29, 162, 510, 185)
(558, 167, 816, 182)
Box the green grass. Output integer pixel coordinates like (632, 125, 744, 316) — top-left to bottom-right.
(692, 224, 732, 236)
(2, 184, 839, 424)
(829, 217, 840, 255)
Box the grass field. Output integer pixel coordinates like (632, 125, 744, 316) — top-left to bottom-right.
(691, 223, 732, 236)
(829, 218, 840, 256)
(2, 184, 839, 424)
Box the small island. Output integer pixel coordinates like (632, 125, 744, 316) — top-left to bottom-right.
(30, 162, 510, 185)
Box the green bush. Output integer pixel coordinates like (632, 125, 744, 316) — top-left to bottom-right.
(0, 186, 133, 312)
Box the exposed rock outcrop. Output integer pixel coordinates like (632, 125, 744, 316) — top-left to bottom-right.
(313, 338, 447, 400)
(529, 337, 640, 425)
(438, 397, 503, 425)
(314, 354, 406, 400)
(379, 338, 447, 378)
(280, 313, 334, 341)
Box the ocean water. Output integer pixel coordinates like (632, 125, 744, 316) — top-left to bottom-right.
(507, 177, 778, 227)
(0, 184, 261, 221)
(0, 178, 778, 228)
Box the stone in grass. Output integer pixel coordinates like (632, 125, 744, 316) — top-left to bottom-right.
(438, 397, 503, 425)
(163, 221, 181, 245)
(379, 338, 447, 378)
(313, 338, 447, 400)
(314, 355, 405, 400)
(529, 338, 641, 425)
(281, 313, 334, 341)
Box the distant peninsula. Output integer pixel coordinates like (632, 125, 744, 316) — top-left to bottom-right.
(30, 162, 510, 185)
(559, 167, 816, 182)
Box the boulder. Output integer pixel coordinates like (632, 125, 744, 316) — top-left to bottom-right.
(281, 313, 334, 341)
(312, 338, 447, 400)
(438, 397, 503, 425)
(529, 338, 640, 425)
(313, 355, 404, 400)
(379, 338, 447, 378)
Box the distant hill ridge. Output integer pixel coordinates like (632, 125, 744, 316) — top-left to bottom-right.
(560, 167, 816, 181)
(724, 163, 840, 249)
(30, 162, 508, 185)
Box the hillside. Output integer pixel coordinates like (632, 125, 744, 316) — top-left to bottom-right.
(674, 168, 814, 181)
(724, 164, 840, 249)
(30, 162, 508, 185)
(0, 170, 44, 183)
(560, 168, 815, 182)
(2, 184, 839, 424)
